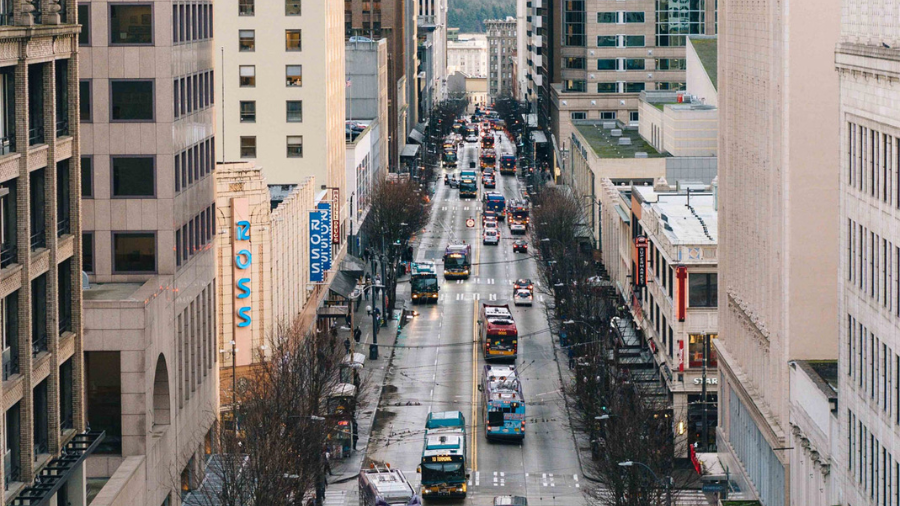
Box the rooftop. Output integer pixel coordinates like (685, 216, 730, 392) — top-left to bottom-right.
(633, 186, 717, 245)
(574, 121, 666, 159)
(83, 282, 146, 302)
(796, 360, 838, 396)
(690, 36, 718, 90)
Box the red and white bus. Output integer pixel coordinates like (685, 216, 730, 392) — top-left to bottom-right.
(478, 303, 519, 360)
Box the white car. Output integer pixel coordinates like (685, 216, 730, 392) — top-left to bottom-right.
(466, 134, 479, 143)
(513, 279, 534, 306)
(509, 220, 526, 234)
(483, 229, 500, 245)
(484, 219, 498, 230)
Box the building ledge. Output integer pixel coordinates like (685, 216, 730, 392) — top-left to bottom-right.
(836, 42, 900, 78)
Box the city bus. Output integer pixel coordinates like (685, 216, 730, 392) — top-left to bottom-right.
(358, 464, 420, 506)
(478, 303, 519, 360)
(419, 411, 468, 498)
(480, 149, 496, 169)
(480, 364, 526, 441)
(483, 192, 506, 221)
(442, 149, 458, 168)
(411, 261, 439, 303)
(499, 154, 516, 175)
(442, 244, 471, 279)
(459, 176, 478, 198)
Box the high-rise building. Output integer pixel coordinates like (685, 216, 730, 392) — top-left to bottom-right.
(515, 0, 527, 101)
(79, 0, 219, 502)
(345, 0, 410, 170)
(216, 0, 346, 198)
(485, 18, 517, 100)
(416, 0, 447, 118)
(0, 4, 97, 504)
(447, 35, 488, 78)
(835, 3, 900, 505)
(714, 0, 840, 504)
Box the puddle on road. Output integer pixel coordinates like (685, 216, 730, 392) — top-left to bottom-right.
(371, 409, 397, 434)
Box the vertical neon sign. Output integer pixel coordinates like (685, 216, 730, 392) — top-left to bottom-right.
(232, 198, 252, 341)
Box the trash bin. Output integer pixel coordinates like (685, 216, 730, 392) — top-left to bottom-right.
(369, 343, 379, 360)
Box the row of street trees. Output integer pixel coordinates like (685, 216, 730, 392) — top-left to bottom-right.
(531, 188, 687, 506)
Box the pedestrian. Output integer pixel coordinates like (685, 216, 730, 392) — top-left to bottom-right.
(352, 421, 359, 451)
(343, 337, 351, 354)
(354, 326, 362, 343)
(568, 346, 576, 370)
(363, 248, 370, 263)
(345, 313, 351, 327)
(366, 304, 372, 316)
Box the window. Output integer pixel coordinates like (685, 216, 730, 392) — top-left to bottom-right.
(597, 82, 616, 93)
(564, 80, 586, 92)
(285, 30, 301, 51)
(597, 35, 616, 47)
(597, 12, 616, 23)
(630, 111, 639, 122)
(624, 35, 645, 47)
(59, 359, 74, 429)
(110, 5, 153, 45)
(78, 4, 90, 45)
(239, 0, 253, 15)
(688, 334, 718, 368)
(112, 157, 155, 197)
(597, 59, 616, 70)
(624, 11, 644, 23)
(565, 57, 585, 69)
(285, 0, 301, 15)
(29, 170, 45, 250)
(599, 111, 616, 120)
(563, 0, 585, 46)
(86, 352, 122, 453)
(624, 82, 645, 92)
(286, 101, 302, 122)
(113, 233, 156, 272)
(689, 273, 717, 308)
(571, 112, 587, 120)
(239, 66, 255, 87)
(0, 180, 16, 268)
(110, 80, 154, 121)
(2, 291, 18, 380)
(656, 58, 686, 70)
(657, 82, 686, 91)
(33, 380, 48, 454)
(625, 58, 645, 70)
(286, 65, 302, 86)
(286, 136, 303, 158)
(58, 259, 72, 333)
(82, 232, 94, 273)
(79, 80, 91, 122)
(238, 30, 254, 51)
(240, 136, 256, 158)
(56, 160, 70, 236)
(5, 403, 20, 483)
(31, 275, 47, 355)
(239, 101, 255, 122)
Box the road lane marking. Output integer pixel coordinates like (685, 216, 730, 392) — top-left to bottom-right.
(471, 298, 479, 472)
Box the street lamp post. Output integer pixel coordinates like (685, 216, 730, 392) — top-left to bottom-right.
(618, 461, 673, 506)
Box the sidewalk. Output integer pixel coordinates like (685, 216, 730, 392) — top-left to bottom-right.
(329, 266, 408, 485)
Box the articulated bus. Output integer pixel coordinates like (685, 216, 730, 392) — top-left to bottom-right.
(443, 244, 471, 279)
(480, 364, 526, 441)
(411, 262, 439, 303)
(419, 411, 468, 498)
(479, 303, 519, 360)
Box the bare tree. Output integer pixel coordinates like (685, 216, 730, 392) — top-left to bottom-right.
(363, 179, 432, 311)
(185, 324, 348, 506)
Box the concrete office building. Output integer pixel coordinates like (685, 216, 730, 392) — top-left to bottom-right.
(417, 0, 447, 118)
(216, 0, 347, 212)
(345, 0, 411, 171)
(485, 18, 517, 100)
(714, 0, 840, 503)
(0, 2, 97, 504)
(550, 0, 716, 144)
(836, 2, 900, 504)
(447, 35, 487, 78)
(79, 0, 219, 503)
(515, 0, 527, 101)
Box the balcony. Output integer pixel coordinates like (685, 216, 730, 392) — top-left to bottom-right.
(56, 116, 69, 138)
(0, 242, 15, 268)
(30, 229, 45, 250)
(2, 346, 18, 381)
(31, 333, 47, 356)
(29, 124, 44, 146)
(0, 136, 13, 155)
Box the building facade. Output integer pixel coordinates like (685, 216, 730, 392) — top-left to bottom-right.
(485, 18, 517, 100)
(447, 35, 487, 78)
(79, 0, 219, 502)
(0, 2, 96, 504)
(416, 0, 447, 119)
(835, 3, 900, 505)
(715, 0, 840, 503)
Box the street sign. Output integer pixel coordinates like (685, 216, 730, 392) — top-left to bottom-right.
(466, 218, 475, 228)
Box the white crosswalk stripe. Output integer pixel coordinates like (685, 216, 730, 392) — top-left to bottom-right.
(487, 278, 495, 284)
(474, 293, 480, 300)
(489, 293, 497, 300)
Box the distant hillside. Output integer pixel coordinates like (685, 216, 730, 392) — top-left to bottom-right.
(448, 0, 515, 33)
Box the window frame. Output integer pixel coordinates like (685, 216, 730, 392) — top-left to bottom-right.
(79, 79, 92, 122)
(239, 65, 256, 88)
(285, 0, 301, 15)
(112, 231, 158, 274)
(597, 58, 616, 71)
(285, 29, 301, 51)
(239, 0, 254, 16)
(240, 136, 256, 158)
(688, 272, 718, 308)
(109, 79, 155, 122)
(285, 65, 302, 87)
(108, 4, 154, 46)
(286, 136, 303, 158)
(78, 3, 91, 46)
(597, 11, 616, 23)
(239, 101, 256, 123)
(238, 29, 255, 52)
(81, 155, 93, 198)
(623, 35, 645, 47)
(110, 155, 157, 198)
(286, 100, 302, 122)
(623, 11, 644, 23)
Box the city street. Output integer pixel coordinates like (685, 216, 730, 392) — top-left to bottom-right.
(359, 129, 588, 504)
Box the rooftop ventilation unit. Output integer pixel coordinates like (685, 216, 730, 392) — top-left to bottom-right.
(634, 152, 648, 158)
(618, 137, 632, 146)
(610, 129, 622, 137)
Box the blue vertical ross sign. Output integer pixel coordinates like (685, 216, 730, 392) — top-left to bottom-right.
(310, 203, 333, 282)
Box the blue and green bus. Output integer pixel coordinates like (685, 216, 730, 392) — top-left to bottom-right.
(419, 411, 468, 498)
(480, 365, 525, 441)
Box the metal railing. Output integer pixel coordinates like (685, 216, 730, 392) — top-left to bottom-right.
(30, 229, 45, 250)
(57, 216, 69, 237)
(56, 116, 69, 137)
(58, 312, 71, 335)
(29, 124, 44, 146)
(0, 135, 13, 155)
(2, 347, 18, 380)
(1, 242, 16, 268)
(31, 333, 47, 356)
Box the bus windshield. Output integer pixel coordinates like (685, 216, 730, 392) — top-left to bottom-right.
(422, 462, 464, 482)
(445, 255, 467, 268)
(412, 277, 438, 292)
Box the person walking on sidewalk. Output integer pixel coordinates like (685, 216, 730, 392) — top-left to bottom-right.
(354, 326, 362, 343)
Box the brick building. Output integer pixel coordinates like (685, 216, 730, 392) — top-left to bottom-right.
(485, 18, 517, 100)
(0, 1, 97, 504)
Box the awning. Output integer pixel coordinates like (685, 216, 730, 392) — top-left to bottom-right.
(408, 128, 426, 144)
(329, 270, 359, 299)
(530, 130, 548, 144)
(341, 352, 366, 369)
(522, 113, 537, 128)
(414, 121, 428, 134)
(317, 306, 347, 318)
(400, 144, 420, 158)
(340, 255, 366, 279)
(328, 383, 358, 398)
(614, 204, 630, 223)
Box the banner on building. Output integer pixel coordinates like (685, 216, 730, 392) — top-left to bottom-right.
(634, 236, 648, 288)
(232, 198, 252, 339)
(317, 202, 333, 270)
(310, 206, 332, 282)
(331, 188, 341, 244)
(676, 266, 687, 322)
